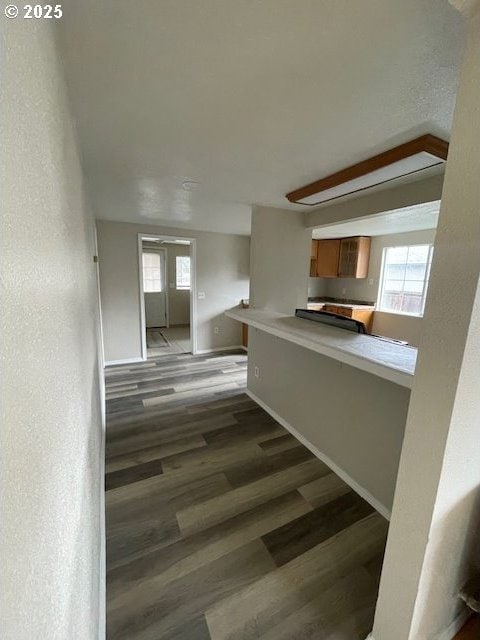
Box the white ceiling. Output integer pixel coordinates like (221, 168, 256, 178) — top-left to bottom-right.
(57, 0, 465, 236)
(312, 201, 440, 239)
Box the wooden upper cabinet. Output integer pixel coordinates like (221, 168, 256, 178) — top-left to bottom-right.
(337, 236, 371, 278)
(309, 241, 317, 277)
(309, 236, 371, 278)
(316, 239, 340, 277)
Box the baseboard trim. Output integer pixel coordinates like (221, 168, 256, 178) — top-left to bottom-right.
(246, 389, 391, 521)
(104, 357, 145, 367)
(437, 610, 471, 640)
(195, 345, 245, 355)
(363, 609, 470, 640)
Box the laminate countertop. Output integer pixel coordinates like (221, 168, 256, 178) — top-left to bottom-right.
(226, 308, 416, 389)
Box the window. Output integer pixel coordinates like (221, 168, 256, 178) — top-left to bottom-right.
(378, 244, 434, 316)
(142, 252, 162, 292)
(176, 256, 191, 290)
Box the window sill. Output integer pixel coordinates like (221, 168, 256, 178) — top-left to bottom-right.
(376, 309, 424, 319)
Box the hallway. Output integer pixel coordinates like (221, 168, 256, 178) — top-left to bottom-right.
(105, 352, 388, 640)
(146, 326, 191, 358)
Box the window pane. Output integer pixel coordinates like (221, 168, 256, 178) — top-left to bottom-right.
(176, 256, 191, 289)
(387, 246, 408, 263)
(378, 244, 433, 316)
(385, 263, 405, 280)
(405, 262, 427, 281)
(142, 252, 162, 292)
(407, 245, 429, 263)
(402, 294, 423, 315)
(381, 292, 404, 312)
(383, 279, 404, 292)
(403, 280, 424, 294)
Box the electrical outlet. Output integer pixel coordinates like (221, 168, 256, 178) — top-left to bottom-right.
(368, 278, 374, 285)
(214, 326, 219, 334)
(254, 366, 260, 378)
(341, 287, 346, 295)
(198, 291, 206, 299)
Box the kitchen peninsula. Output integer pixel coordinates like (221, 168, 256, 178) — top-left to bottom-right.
(227, 307, 415, 387)
(227, 306, 413, 517)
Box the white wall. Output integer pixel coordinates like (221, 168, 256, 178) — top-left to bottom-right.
(250, 206, 310, 313)
(1, 19, 104, 640)
(372, 312, 425, 348)
(308, 277, 328, 299)
(305, 173, 444, 230)
(248, 329, 410, 514)
(96, 220, 250, 361)
(323, 229, 436, 346)
(373, 6, 480, 639)
(246, 204, 410, 513)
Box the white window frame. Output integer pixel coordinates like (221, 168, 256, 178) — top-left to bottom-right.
(377, 243, 434, 317)
(175, 255, 191, 290)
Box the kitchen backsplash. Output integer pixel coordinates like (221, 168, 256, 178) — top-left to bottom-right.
(308, 296, 376, 306)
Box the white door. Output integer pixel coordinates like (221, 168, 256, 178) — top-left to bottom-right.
(142, 250, 167, 327)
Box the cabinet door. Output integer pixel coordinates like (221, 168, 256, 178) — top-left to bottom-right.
(355, 237, 371, 278)
(338, 237, 371, 278)
(335, 307, 353, 318)
(309, 240, 318, 276)
(316, 240, 340, 277)
(338, 238, 358, 277)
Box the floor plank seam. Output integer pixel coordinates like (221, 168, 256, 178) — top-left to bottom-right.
(105, 351, 387, 640)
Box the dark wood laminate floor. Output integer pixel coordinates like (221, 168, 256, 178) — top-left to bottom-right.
(105, 350, 388, 640)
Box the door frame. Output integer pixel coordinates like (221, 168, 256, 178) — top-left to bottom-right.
(137, 233, 197, 360)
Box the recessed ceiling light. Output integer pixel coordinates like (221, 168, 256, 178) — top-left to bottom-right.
(181, 179, 200, 192)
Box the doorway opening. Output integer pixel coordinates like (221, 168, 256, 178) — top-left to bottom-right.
(138, 234, 197, 359)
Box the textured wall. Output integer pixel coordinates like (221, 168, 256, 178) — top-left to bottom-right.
(247, 329, 410, 514)
(96, 220, 250, 361)
(250, 206, 310, 314)
(1, 18, 104, 640)
(373, 7, 480, 639)
(307, 277, 328, 299)
(305, 174, 444, 230)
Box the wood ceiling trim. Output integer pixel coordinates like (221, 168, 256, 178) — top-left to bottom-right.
(286, 134, 449, 205)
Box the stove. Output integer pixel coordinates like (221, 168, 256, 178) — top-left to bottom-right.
(295, 308, 409, 345)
